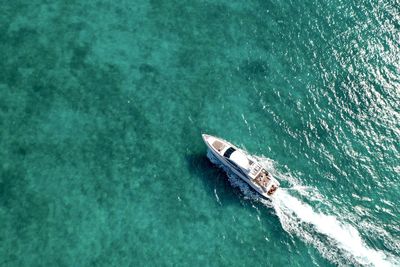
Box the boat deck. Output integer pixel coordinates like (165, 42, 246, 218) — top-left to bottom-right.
(212, 140, 226, 152)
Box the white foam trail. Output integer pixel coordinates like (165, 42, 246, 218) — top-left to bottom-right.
(273, 189, 397, 267)
(206, 150, 399, 266)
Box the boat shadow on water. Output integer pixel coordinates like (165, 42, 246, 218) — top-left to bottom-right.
(186, 153, 242, 205)
(185, 153, 286, 236)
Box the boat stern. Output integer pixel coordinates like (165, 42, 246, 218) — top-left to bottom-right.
(267, 179, 280, 196)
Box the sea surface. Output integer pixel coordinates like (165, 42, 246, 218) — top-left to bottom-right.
(1, 0, 399, 266)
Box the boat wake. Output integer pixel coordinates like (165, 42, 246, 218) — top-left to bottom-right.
(206, 151, 399, 267)
(272, 189, 399, 267)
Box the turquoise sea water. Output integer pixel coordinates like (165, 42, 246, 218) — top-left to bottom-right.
(1, 0, 399, 266)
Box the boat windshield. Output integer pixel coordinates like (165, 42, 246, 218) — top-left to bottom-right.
(223, 147, 236, 158)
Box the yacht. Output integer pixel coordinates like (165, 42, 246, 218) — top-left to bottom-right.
(202, 134, 279, 199)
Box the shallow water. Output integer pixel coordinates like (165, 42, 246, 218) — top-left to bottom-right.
(1, 0, 399, 266)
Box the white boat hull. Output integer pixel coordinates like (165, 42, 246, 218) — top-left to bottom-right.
(202, 134, 279, 199)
